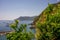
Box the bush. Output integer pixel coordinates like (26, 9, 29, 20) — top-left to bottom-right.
(6, 20, 34, 40)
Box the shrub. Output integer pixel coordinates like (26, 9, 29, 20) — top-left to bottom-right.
(6, 20, 34, 40)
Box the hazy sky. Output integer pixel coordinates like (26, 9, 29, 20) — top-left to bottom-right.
(0, 0, 59, 20)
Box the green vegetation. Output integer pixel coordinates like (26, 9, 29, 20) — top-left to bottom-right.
(6, 20, 34, 40)
(35, 2, 60, 40)
(36, 13, 60, 40)
(6, 2, 60, 40)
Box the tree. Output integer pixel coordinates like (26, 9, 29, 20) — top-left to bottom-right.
(6, 20, 34, 40)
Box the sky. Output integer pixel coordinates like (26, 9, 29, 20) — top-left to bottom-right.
(0, 0, 59, 20)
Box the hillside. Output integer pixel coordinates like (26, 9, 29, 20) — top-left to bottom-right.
(32, 2, 60, 25)
(16, 16, 37, 21)
(32, 2, 60, 40)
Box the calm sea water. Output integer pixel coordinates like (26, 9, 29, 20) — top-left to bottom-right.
(0, 20, 35, 40)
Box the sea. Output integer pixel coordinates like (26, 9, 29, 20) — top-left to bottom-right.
(0, 20, 35, 40)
